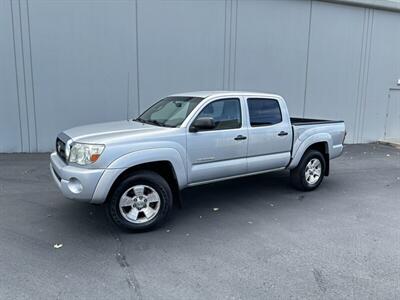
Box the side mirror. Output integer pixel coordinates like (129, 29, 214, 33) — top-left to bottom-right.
(189, 117, 215, 132)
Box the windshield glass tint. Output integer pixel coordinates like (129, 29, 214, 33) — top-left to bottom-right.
(137, 96, 204, 127)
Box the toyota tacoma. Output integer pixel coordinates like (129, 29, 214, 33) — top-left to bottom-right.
(50, 91, 346, 231)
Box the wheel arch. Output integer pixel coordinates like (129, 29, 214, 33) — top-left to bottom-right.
(91, 148, 186, 204)
(306, 142, 330, 176)
(289, 135, 332, 176)
(105, 160, 181, 206)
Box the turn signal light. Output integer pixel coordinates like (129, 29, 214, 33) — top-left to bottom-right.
(90, 154, 101, 162)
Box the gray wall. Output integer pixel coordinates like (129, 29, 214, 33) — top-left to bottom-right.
(1, 0, 400, 152)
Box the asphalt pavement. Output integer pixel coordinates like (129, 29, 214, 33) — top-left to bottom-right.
(0, 143, 399, 299)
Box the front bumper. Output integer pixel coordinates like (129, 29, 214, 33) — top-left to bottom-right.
(50, 152, 105, 202)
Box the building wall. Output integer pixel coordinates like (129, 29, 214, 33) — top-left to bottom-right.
(1, 0, 400, 152)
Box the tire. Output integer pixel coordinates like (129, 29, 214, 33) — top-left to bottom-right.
(107, 170, 173, 232)
(290, 150, 326, 191)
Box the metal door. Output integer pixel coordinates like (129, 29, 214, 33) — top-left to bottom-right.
(245, 97, 293, 173)
(186, 98, 248, 184)
(384, 89, 400, 144)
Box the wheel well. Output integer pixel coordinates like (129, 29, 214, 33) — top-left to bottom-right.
(307, 142, 330, 176)
(106, 161, 181, 205)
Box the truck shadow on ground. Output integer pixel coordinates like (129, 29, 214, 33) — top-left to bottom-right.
(54, 169, 339, 239)
(181, 171, 293, 207)
(169, 170, 312, 226)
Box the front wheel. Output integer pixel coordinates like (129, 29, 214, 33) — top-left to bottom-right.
(107, 171, 173, 232)
(290, 150, 326, 191)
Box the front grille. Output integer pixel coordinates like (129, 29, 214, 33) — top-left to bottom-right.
(56, 138, 67, 162)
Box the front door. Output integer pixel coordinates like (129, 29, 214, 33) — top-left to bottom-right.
(186, 98, 248, 184)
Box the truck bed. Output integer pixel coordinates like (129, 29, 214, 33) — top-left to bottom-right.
(289, 117, 346, 166)
(290, 117, 344, 126)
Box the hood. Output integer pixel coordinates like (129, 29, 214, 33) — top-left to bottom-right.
(63, 120, 173, 144)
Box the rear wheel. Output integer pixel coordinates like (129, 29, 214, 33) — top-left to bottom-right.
(290, 150, 326, 191)
(107, 171, 173, 232)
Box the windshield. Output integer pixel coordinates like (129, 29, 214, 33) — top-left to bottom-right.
(135, 96, 204, 127)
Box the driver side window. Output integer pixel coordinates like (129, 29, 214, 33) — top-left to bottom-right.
(196, 98, 241, 130)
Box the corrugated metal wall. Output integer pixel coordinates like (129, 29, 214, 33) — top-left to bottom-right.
(1, 0, 400, 152)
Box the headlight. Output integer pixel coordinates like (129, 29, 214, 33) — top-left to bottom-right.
(68, 143, 105, 165)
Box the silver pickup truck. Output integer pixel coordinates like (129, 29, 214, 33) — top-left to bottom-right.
(50, 91, 345, 231)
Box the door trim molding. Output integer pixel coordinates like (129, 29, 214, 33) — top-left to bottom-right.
(187, 167, 285, 187)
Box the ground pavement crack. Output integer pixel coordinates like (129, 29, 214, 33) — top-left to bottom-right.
(312, 268, 327, 294)
(106, 222, 143, 300)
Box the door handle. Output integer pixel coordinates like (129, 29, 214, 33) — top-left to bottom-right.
(234, 135, 247, 141)
(278, 131, 288, 136)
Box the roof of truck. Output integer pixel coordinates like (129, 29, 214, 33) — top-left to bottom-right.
(170, 91, 282, 99)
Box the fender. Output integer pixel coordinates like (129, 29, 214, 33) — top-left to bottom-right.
(91, 148, 187, 204)
(288, 133, 332, 169)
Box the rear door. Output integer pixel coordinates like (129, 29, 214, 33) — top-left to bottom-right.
(245, 97, 292, 173)
(186, 97, 248, 183)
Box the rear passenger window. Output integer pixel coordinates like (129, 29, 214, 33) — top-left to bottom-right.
(247, 98, 282, 126)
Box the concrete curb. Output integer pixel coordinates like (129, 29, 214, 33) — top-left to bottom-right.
(378, 140, 400, 149)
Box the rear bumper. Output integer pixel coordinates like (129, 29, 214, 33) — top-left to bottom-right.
(50, 152, 104, 202)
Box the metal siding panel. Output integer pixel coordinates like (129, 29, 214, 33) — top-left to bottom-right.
(0, 0, 22, 152)
(28, 0, 137, 151)
(136, 0, 226, 112)
(20, 0, 38, 152)
(2, 0, 400, 152)
(234, 0, 311, 116)
(362, 9, 400, 142)
(305, 1, 365, 143)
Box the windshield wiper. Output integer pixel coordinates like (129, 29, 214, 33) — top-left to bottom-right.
(148, 120, 163, 126)
(134, 117, 155, 126)
(134, 117, 145, 123)
(134, 118, 172, 127)
(148, 120, 174, 127)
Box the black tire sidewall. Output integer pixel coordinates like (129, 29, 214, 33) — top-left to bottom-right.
(299, 150, 326, 190)
(107, 171, 172, 232)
